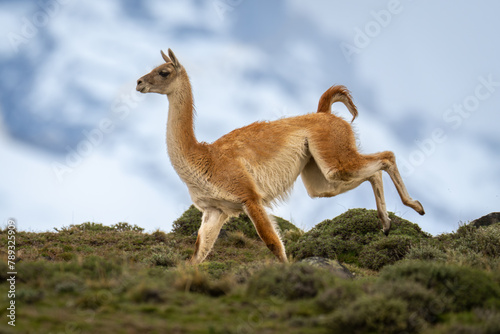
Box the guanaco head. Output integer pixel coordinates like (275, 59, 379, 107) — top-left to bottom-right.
(136, 49, 183, 95)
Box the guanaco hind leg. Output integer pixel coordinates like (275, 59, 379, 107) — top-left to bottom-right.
(303, 143, 424, 233)
(244, 200, 287, 262)
(385, 163, 425, 215)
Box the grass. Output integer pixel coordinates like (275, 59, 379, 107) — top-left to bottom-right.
(0, 208, 499, 333)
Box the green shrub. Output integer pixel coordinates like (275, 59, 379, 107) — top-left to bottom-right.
(358, 235, 413, 270)
(171, 205, 203, 236)
(289, 208, 429, 268)
(377, 280, 452, 326)
(432, 309, 500, 334)
(57, 252, 76, 261)
(450, 223, 500, 257)
(199, 260, 239, 279)
(246, 263, 333, 300)
(380, 260, 500, 312)
(174, 268, 232, 297)
(80, 256, 123, 280)
(220, 231, 251, 248)
(76, 290, 115, 310)
(316, 280, 363, 313)
(148, 252, 179, 268)
(151, 229, 168, 243)
(17, 261, 54, 285)
(51, 272, 86, 294)
(56, 221, 144, 233)
(145, 244, 183, 267)
(325, 294, 410, 334)
(17, 288, 44, 304)
(128, 283, 167, 303)
(231, 261, 271, 284)
(406, 241, 447, 262)
(112, 222, 144, 232)
(225, 213, 260, 239)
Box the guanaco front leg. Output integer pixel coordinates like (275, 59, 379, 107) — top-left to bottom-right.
(191, 208, 228, 264)
(368, 171, 392, 235)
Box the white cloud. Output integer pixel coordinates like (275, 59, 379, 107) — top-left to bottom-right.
(1, 0, 499, 237)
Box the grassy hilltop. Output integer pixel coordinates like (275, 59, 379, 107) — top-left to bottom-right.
(1, 207, 500, 333)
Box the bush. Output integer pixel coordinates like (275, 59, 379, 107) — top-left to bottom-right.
(17, 261, 54, 285)
(171, 205, 203, 236)
(358, 235, 413, 270)
(219, 231, 252, 248)
(246, 263, 333, 300)
(128, 283, 167, 303)
(448, 223, 500, 257)
(406, 241, 447, 262)
(17, 288, 44, 304)
(174, 268, 232, 297)
(316, 281, 363, 313)
(289, 209, 429, 269)
(56, 222, 144, 233)
(380, 260, 500, 312)
(80, 256, 123, 280)
(51, 272, 86, 294)
(148, 251, 180, 268)
(325, 295, 410, 334)
(432, 309, 500, 334)
(377, 280, 451, 326)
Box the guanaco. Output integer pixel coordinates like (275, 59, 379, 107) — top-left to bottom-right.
(136, 49, 425, 264)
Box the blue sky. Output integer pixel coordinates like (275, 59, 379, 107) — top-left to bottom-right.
(1, 0, 499, 235)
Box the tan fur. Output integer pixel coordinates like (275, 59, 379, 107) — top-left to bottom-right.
(136, 49, 425, 264)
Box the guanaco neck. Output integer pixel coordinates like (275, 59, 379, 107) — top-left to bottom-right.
(165, 71, 200, 168)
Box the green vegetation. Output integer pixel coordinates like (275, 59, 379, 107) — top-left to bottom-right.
(289, 208, 431, 269)
(1, 208, 499, 333)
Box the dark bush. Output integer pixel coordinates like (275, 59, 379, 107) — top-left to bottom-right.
(51, 272, 86, 294)
(224, 213, 260, 239)
(442, 223, 500, 258)
(16, 261, 54, 285)
(80, 256, 123, 280)
(405, 241, 447, 262)
(17, 288, 44, 304)
(289, 208, 429, 269)
(199, 260, 237, 279)
(380, 260, 500, 312)
(378, 280, 452, 325)
(171, 205, 203, 236)
(147, 249, 180, 268)
(433, 309, 500, 334)
(247, 263, 333, 300)
(316, 281, 363, 312)
(174, 268, 232, 297)
(358, 235, 413, 270)
(326, 295, 410, 334)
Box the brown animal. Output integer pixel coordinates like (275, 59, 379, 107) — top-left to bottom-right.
(136, 49, 425, 264)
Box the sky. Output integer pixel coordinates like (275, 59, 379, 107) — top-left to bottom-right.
(1, 0, 499, 235)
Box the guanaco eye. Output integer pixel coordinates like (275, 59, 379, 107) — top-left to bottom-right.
(159, 71, 170, 78)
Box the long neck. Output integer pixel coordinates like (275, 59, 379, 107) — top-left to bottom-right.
(166, 72, 198, 164)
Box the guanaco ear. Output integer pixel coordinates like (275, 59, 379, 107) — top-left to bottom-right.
(168, 48, 181, 69)
(161, 50, 171, 63)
